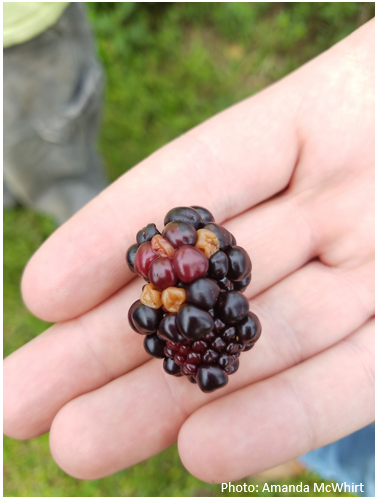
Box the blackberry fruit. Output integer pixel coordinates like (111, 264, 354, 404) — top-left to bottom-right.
(218, 353, 236, 369)
(220, 325, 236, 340)
(202, 348, 219, 363)
(225, 359, 239, 375)
(192, 340, 207, 352)
(197, 364, 228, 392)
(186, 278, 220, 310)
(212, 336, 227, 352)
(177, 304, 214, 340)
(126, 243, 138, 273)
(217, 276, 234, 292)
(128, 300, 141, 332)
(163, 221, 197, 248)
(230, 233, 237, 247)
(131, 302, 163, 335)
(144, 333, 166, 358)
(233, 274, 251, 293)
(243, 343, 254, 352)
(164, 207, 202, 230)
(215, 291, 249, 324)
(134, 242, 159, 278)
(164, 357, 183, 376)
(203, 223, 232, 251)
(158, 313, 186, 343)
(137, 223, 160, 245)
(226, 246, 252, 281)
(125, 206, 261, 393)
(190, 205, 215, 225)
(148, 257, 178, 290)
(173, 246, 209, 283)
(236, 311, 262, 344)
(208, 250, 229, 280)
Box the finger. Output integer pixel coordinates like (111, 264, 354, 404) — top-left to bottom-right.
(45, 260, 373, 478)
(178, 319, 374, 483)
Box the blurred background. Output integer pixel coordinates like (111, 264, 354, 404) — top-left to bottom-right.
(4, 3, 374, 496)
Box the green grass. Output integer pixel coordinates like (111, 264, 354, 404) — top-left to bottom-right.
(4, 3, 373, 496)
(3, 431, 346, 497)
(87, 2, 374, 182)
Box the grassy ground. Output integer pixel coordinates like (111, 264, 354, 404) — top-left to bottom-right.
(4, 3, 374, 496)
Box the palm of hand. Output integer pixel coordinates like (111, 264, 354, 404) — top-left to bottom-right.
(4, 21, 374, 482)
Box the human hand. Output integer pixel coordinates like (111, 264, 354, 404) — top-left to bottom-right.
(4, 20, 374, 482)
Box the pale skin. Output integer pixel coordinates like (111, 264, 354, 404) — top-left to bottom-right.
(4, 20, 374, 483)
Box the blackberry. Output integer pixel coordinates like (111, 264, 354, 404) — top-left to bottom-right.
(243, 343, 255, 352)
(215, 291, 249, 324)
(225, 359, 239, 375)
(144, 333, 166, 358)
(148, 257, 178, 290)
(226, 341, 239, 354)
(213, 317, 227, 333)
(208, 250, 229, 280)
(190, 205, 215, 225)
(220, 325, 236, 340)
(203, 223, 232, 251)
(164, 207, 202, 230)
(211, 336, 227, 352)
(126, 206, 261, 393)
(236, 311, 262, 344)
(126, 243, 138, 273)
(128, 300, 141, 332)
(134, 242, 159, 278)
(163, 221, 197, 248)
(173, 246, 208, 283)
(230, 233, 237, 247)
(137, 223, 160, 245)
(164, 357, 182, 376)
(233, 274, 251, 293)
(197, 364, 228, 392)
(131, 302, 163, 335)
(217, 276, 234, 292)
(202, 348, 219, 363)
(177, 304, 214, 340)
(158, 313, 186, 343)
(226, 246, 252, 281)
(192, 340, 207, 352)
(186, 278, 220, 310)
(218, 353, 236, 369)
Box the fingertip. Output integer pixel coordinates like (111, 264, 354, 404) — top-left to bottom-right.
(21, 249, 65, 322)
(49, 400, 109, 480)
(3, 354, 50, 440)
(178, 408, 234, 484)
(20, 220, 93, 322)
(20, 216, 129, 323)
(3, 397, 38, 441)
